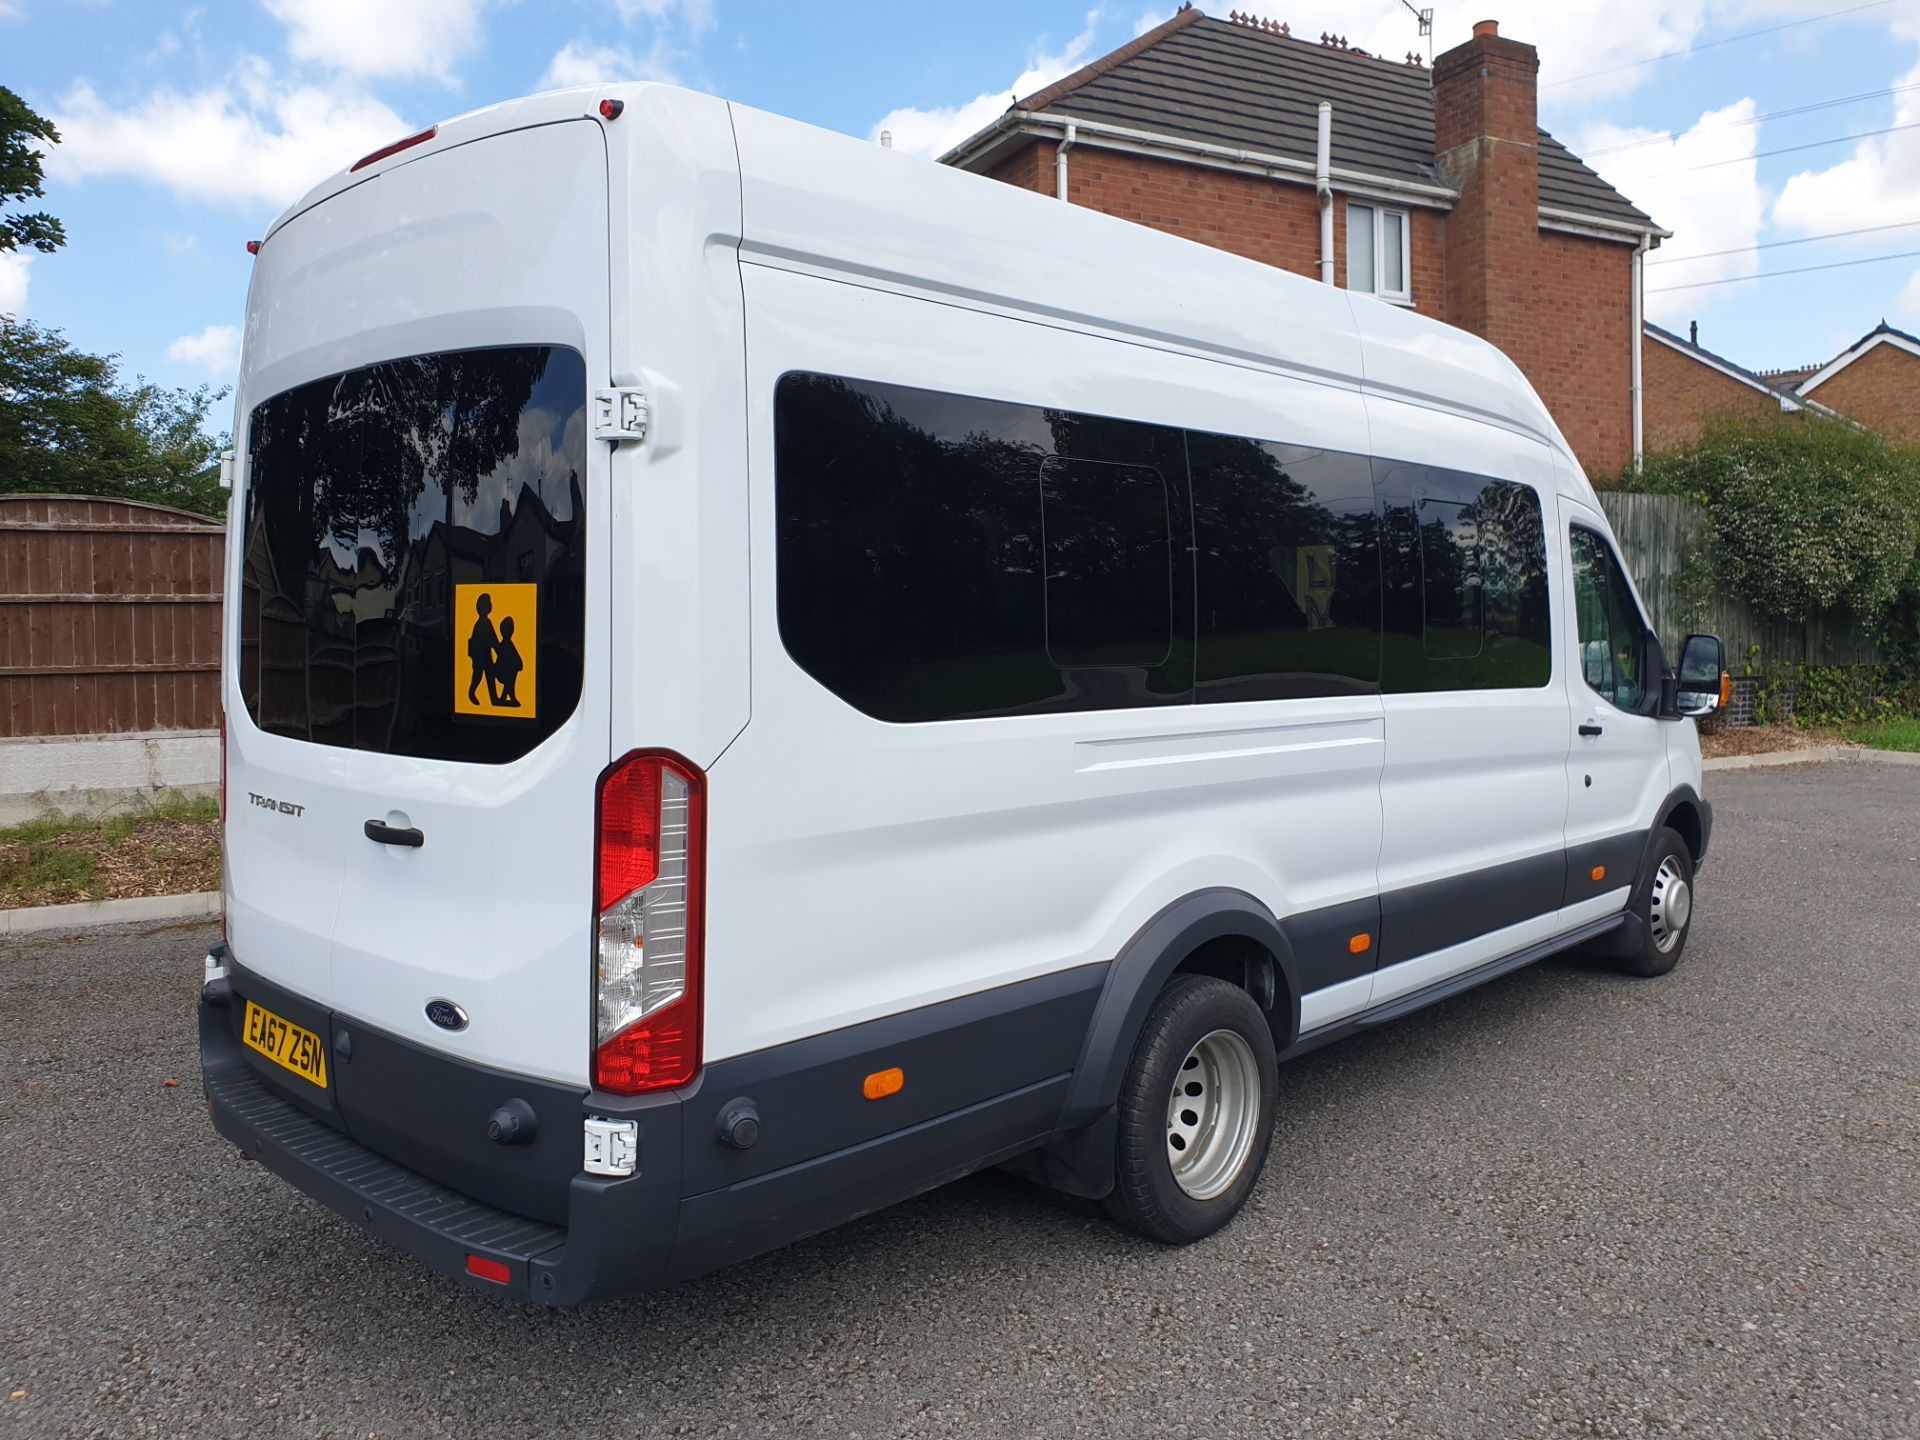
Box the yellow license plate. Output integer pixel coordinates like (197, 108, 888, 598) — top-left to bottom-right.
(243, 1000, 329, 1089)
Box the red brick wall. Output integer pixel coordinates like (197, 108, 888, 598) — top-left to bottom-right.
(986, 139, 1054, 194)
(978, 133, 1635, 473)
(1642, 337, 1784, 452)
(986, 142, 1454, 315)
(1533, 232, 1634, 475)
(1802, 343, 1920, 443)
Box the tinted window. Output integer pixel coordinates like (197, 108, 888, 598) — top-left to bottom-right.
(239, 346, 587, 763)
(1041, 458, 1173, 668)
(1571, 527, 1648, 710)
(773, 374, 1190, 722)
(1376, 466, 1551, 691)
(1190, 433, 1380, 700)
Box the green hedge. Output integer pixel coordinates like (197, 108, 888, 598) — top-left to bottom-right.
(1627, 413, 1920, 624)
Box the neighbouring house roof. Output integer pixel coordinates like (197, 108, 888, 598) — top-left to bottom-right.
(1645, 322, 1810, 411)
(1795, 319, 1920, 395)
(1646, 322, 1855, 425)
(942, 7, 1661, 238)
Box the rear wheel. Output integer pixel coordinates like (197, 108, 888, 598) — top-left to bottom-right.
(1613, 827, 1695, 978)
(1105, 974, 1277, 1244)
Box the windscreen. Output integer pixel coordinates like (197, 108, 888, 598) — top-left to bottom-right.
(237, 345, 587, 763)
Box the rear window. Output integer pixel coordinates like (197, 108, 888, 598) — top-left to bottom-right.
(237, 345, 587, 763)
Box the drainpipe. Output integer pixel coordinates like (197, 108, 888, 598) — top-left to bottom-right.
(1056, 121, 1076, 202)
(1631, 230, 1649, 468)
(1316, 102, 1334, 284)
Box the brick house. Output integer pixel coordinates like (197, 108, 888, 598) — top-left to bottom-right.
(942, 6, 1667, 475)
(1641, 321, 1825, 451)
(1777, 321, 1920, 443)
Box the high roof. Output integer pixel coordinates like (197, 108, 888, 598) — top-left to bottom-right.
(944, 8, 1657, 234)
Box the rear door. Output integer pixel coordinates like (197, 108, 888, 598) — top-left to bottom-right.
(226, 121, 612, 1085)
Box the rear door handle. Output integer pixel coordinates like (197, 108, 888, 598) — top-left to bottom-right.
(1578, 721, 1604, 737)
(364, 819, 424, 848)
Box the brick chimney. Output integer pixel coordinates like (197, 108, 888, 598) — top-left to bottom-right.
(1433, 19, 1541, 364)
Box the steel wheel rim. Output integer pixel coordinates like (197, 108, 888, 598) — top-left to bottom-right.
(1165, 1028, 1261, 1201)
(1649, 854, 1692, 953)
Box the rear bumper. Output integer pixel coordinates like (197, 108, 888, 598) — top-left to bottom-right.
(199, 950, 1102, 1305)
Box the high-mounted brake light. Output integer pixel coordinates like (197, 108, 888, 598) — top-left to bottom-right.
(593, 751, 705, 1095)
(350, 124, 437, 173)
(598, 98, 624, 121)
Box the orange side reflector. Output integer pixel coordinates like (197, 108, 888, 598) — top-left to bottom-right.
(863, 1067, 904, 1101)
(1720, 671, 1732, 707)
(1591, 866, 1607, 883)
(1348, 933, 1372, 955)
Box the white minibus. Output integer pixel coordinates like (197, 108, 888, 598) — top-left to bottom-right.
(201, 85, 1725, 1304)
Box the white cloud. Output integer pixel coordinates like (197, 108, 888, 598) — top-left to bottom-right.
(262, 0, 485, 83)
(1192, 1, 1719, 108)
(1576, 99, 1768, 322)
(47, 67, 409, 209)
(540, 39, 677, 90)
(167, 322, 243, 374)
(870, 10, 1104, 159)
(1774, 54, 1920, 234)
(1898, 267, 1920, 325)
(615, 0, 714, 36)
(0, 252, 32, 317)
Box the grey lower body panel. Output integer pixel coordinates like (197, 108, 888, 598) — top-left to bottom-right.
(200, 954, 1105, 1305)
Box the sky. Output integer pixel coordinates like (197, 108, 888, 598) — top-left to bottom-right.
(5, 0, 1920, 429)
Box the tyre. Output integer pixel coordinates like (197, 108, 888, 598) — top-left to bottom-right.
(1612, 826, 1696, 978)
(1105, 974, 1278, 1244)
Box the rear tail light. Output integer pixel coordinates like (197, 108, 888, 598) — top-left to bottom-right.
(593, 751, 705, 1094)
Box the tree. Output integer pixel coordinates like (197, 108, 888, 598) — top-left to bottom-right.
(1, 86, 64, 256)
(0, 317, 227, 514)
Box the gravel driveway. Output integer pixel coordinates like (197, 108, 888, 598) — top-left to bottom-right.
(2, 762, 1915, 1439)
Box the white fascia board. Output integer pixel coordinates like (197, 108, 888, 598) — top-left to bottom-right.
(1797, 329, 1920, 395)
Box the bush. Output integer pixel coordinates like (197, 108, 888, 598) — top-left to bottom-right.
(1630, 414, 1920, 623)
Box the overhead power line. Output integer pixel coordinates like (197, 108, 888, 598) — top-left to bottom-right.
(1647, 218, 1920, 264)
(1544, 0, 1893, 89)
(1636, 118, 1920, 180)
(1645, 247, 1920, 293)
(1581, 82, 1920, 159)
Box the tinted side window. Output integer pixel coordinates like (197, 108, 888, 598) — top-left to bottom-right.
(1376, 465, 1552, 692)
(774, 374, 1191, 722)
(1190, 433, 1381, 701)
(1570, 527, 1648, 710)
(1041, 458, 1173, 669)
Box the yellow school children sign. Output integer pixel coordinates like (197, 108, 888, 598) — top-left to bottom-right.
(453, 583, 537, 719)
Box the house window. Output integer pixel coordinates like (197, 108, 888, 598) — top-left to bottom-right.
(1347, 203, 1411, 303)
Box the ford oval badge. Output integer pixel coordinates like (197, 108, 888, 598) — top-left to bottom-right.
(425, 999, 469, 1032)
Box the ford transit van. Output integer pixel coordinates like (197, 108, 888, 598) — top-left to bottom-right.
(200, 85, 1724, 1305)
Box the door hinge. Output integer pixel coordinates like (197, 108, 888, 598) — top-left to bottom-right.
(592, 387, 650, 445)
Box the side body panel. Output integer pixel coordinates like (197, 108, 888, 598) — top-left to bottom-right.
(707, 260, 1386, 1065)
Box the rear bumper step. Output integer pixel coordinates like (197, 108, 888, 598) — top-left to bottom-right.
(206, 1048, 567, 1294)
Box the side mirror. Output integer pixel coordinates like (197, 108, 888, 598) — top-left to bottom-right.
(1675, 633, 1726, 718)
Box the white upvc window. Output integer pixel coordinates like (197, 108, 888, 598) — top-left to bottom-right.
(1346, 202, 1411, 303)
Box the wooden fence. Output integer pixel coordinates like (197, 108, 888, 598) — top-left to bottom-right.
(0, 495, 226, 739)
(1597, 491, 1882, 669)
